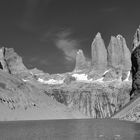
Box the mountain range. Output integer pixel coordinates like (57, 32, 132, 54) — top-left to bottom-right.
(0, 26, 140, 122)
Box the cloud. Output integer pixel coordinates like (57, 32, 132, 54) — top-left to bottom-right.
(54, 30, 80, 62)
(40, 28, 82, 62)
(56, 39, 78, 61)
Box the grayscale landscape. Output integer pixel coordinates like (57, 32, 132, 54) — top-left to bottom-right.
(0, 0, 140, 139)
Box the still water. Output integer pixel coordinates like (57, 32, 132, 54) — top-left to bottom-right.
(0, 119, 139, 140)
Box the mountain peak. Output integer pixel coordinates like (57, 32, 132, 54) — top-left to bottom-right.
(74, 49, 88, 71)
(95, 32, 102, 38)
(107, 35, 131, 71)
(91, 32, 107, 70)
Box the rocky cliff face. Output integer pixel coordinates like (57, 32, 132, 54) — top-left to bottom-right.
(133, 25, 140, 50)
(91, 33, 107, 70)
(131, 44, 140, 97)
(130, 26, 140, 97)
(107, 35, 131, 71)
(45, 80, 131, 118)
(111, 26, 140, 122)
(0, 47, 27, 74)
(0, 47, 10, 73)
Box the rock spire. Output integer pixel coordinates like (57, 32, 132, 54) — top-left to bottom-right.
(75, 49, 88, 71)
(107, 35, 131, 71)
(91, 32, 107, 70)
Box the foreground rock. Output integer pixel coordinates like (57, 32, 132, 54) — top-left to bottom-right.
(91, 33, 107, 70)
(112, 94, 140, 122)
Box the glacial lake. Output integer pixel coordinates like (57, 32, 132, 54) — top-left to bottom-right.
(0, 119, 140, 140)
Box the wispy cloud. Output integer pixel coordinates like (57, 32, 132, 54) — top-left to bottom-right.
(54, 30, 80, 62)
(40, 28, 80, 62)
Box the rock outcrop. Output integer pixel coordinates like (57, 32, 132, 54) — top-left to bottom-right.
(103, 68, 122, 81)
(0, 47, 10, 73)
(131, 44, 140, 96)
(0, 47, 27, 74)
(133, 25, 140, 50)
(75, 49, 88, 71)
(4, 48, 27, 74)
(91, 33, 107, 70)
(107, 35, 131, 71)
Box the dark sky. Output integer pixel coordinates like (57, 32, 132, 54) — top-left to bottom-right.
(0, 0, 140, 73)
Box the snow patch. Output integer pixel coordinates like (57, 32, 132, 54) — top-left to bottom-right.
(93, 77, 104, 83)
(124, 71, 130, 82)
(103, 69, 111, 76)
(38, 78, 63, 84)
(22, 79, 29, 82)
(72, 73, 92, 81)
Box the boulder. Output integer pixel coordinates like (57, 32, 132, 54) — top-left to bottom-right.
(91, 33, 107, 70)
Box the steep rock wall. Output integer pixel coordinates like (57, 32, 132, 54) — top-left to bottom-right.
(45, 81, 131, 118)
